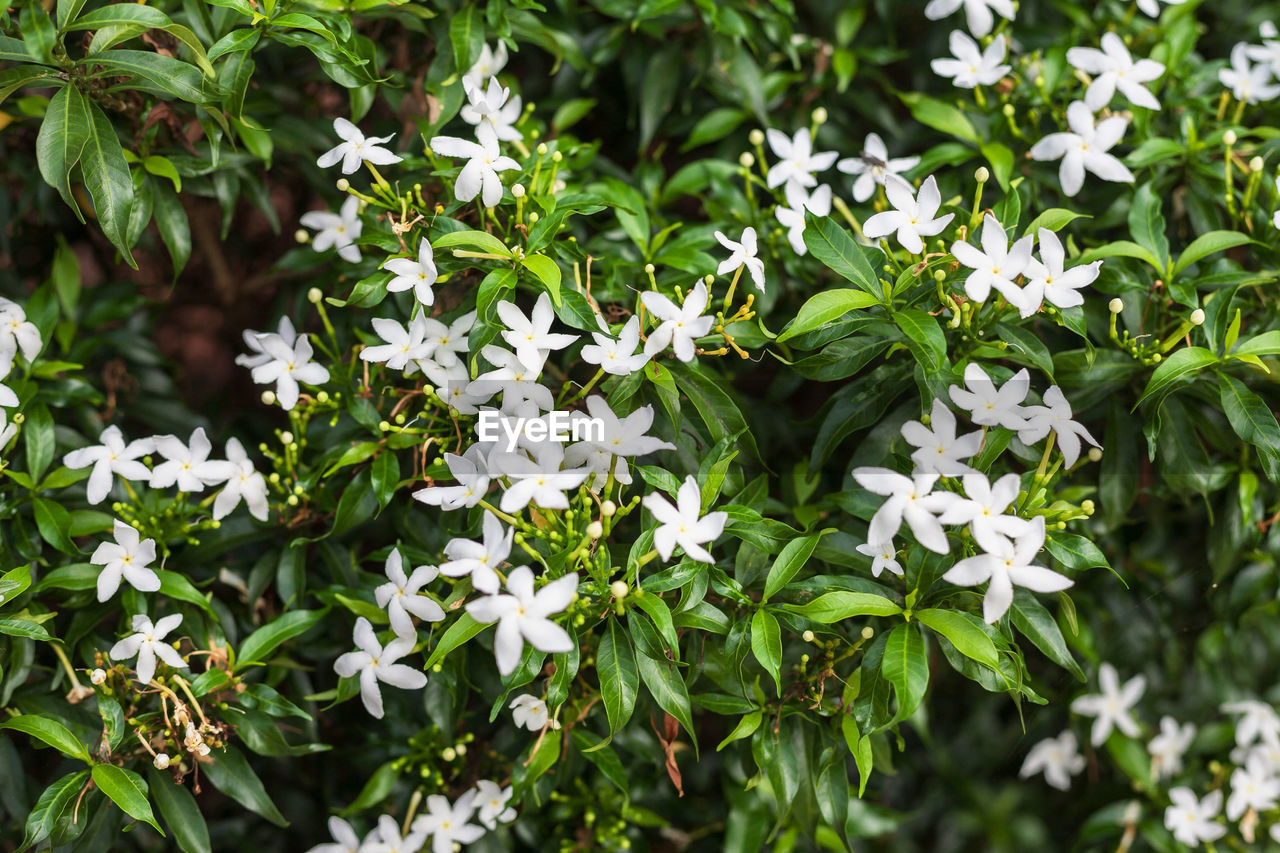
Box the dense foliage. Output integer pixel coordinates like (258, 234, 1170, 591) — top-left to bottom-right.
(3, 0, 1280, 850)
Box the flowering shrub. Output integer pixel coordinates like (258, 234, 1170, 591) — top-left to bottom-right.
(3, 0, 1280, 850)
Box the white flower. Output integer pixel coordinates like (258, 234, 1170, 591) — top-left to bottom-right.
(441, 511, 513, 595)
(0, 298, 43, 371)
(1247, 27, 1280, 78)
(851, 468, 961, 554)
(465, 566, 578, 676)
(472, 779, 517, 829)
(775, 183, 832, 255)
(1022, 228, 1101, 314)
(109, 614, 187, 684)
(210, 438, 269, 521)
(62, 426, 155, 505)
(509, 693, 551, 731)
(1030, 101, 1135, 197)
(931, 31, 1010, 88)
(1149, 716, 1196, 779)
(375, 550, 445, 641)
(362, 315, 434, 372)
(461, 76, 523, 142)
(948, 363, 1032, 431)
(301, 195, 363, 263)
(1067, 32, 1165, 111)
(855, 538, 902, 578)
(362, 814, 427, 853)
(430, 123, 521, 208)
(249, 333, 331, 411)
(1165, 788, 1226, 847)
(304, 816, 366, 853)
(901, 399, 983, 477)
(1136, 0, 1185, 16)
(411, 791, 485, 853)
(494, 443, 589, 513)
(90, 519, 160, 602)
(463, 41, 508, 89)
(471, 345, 552, 411)
(1018, 386, 1101, 468)
(942, 516, 1071, 623)
(580, 315, 650, 376)
(951, 212, 1034, 309)
(1227, 755, 1280, 820)
(1071, 662, 1146, 746)
(937, 472, 1035, 553)
(1223, 700, 1280, 747)
(862, 175, 955, 255)
(497, 292, 578, 370)
(236, 316, 297, 370)
(714, 227, 766, 292)
(412, 445, 491, 510)
(0, 372, 17, 408)
(333, 617, 427, 719)
(0, 411, 17, 449)
(642, 475, 729, 564)
(385, 238, 440, 306)
(569, 397, 674, 459)
(1220, 43, 1280, 104)
(150, 427, 227, 493)
(764, 127, 837, 191)
(923, 0, 1014, 37)
(316, 117, 402, 175)
(640, 282, 715, 362)
(837, 134, 919, 203)
(1019, 730, 1085, 791)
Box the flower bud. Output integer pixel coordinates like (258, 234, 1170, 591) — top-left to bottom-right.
(336, 178, 350, 192)
(1250, 156, 1265, 172)
(749, 129, 765, 146)
(1224, 130, 1237, 146)
(974, 166, 990, 183)
(90, 668, 107, 685)
(738, 152, 755, 168)
(587, 521, 603, 540)
(528, 212, 540, 224)
(1190, 308, 1205, 325)
(441, 747, 457, 761)
(610, 580, 629, 598)
(703, 274, 714, 286)
(536, 142, 548, 155)
(1081, 499, 1095, 514)
(379, 421, 391, 432)
(307, 287, 323, 303)
(1109, 298, 1124, 314)
(1088, 447, 1103, 462)
(933, 269, 946, 282)
(512, 183, 526, 198)
(261, 390, 277, 406)
(802, 630, 815, 643)
(280, 431, 294, 445)
(317, 391, 330, 403)
(294, 229, 309, 244)
(551, 151, 563, 163)
(861, 626, 875, 640)
(1002, 103, 1015, 117)
(601, 500, 617, 517)
(811, 107, 828, 125)
(154, 753, 171, 770)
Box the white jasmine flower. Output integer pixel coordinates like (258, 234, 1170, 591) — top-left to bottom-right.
(951, 212, 1035, 309)
(412, 445, 491, 510)
(1220, 43, 1280, 104)
(461, 76, 523, 142)
(497, 292, 578, 370)
(375, 549, 445, 641)
(210, 438, 269, 521)
(923, 0, 1014, 37)
(62, 426, 155, 505)
(0, 411, 17, 449)
(109, 614, 187, 684)
(430, 123, 521, 208)
(419, 311, 474, 371)
(1149, 716, 1196, 779)
(494, 443, 590, 513)
(411, 791, 485, 853)
(942, 516, 1071, 623)
(150, 427, 226, 493)
(1137, 0, 1185, 16)
(91, 519, 160, 602)
(851, 468, 960, 554)
(1067, 33, 1165, 111)
(304, 816, 365, 853)
(764, 127, 838, 191)
(301, 195, 363, 263)
(855, 538, 902, 578)
(249, 333, 331, 411)
(509, 694, 551, 731)
(580, 315, 650, 376)
(385, 238, 440, 306)
(1019, 730, 1085, 791)
(931, 31, 1010, 88)
(642, 475, 729, 564)
(1228, 756, 1280, 820)
(236, 316, 297, 370)
(441, 512, 513, 595)
(1164, 788, 1226, 847)
(937, 472, 1035, 553)
(900, 399, 984, 477)
(570, 397, 674, 459)
(1071, 663, 1146, 746)
(316, 117, 402, 175)
(640, 282, 715, 362)
(333, 617, 427, 719)
(948, 363, 1032, 431)
(837, 133, 919, 203)
(862, 175, 955, 255)
(362, 315, 434, 371)
(0, 298, 43, 371)
(473, 780, 517, 829)
(1247, 27, 1280, 77)
(774, 183, 832, 255)
(363, 814, 427, 853)
(714, 227, 766, 291)
(1018, 386, 1101, 468)
(1029, 101, 1135, 197)
(463, 41, 508, 89)
(1223, 700, 1280, 748)
(470, 345, 553, 411)
(0, 372, 17, 408)
(465, 566, 578, 676)
(1022, 228, 1101, 314)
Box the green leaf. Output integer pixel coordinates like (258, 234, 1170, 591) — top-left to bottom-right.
(342, 760, 401, 815)
(914, 609, 998, 668)
(802, 215, 884, 297)
(899, 92, 979, 143)
(1021, 208, 1089, 238)
(1078, 240, 1162, 269)
(0, 618, 53, 640)
(1173, 230, 1252, 276)
(762, 530, 827, 601)
(522, 254, 562, 305)
(777, 290, 878, 343)
(636, 654, 696, 751)
(91, 764, 162, 835)
(881, 624, 929, 721)
(152, 182, 191, 278)
(423, 613, 485, 669)
(85, 50, 211, 104)
(895, 308, 947, 370)
(1010, 592, 1084, 681)
(235, 609, 326, 669)
(717, 710, 762, 751)
(23, 402, 54, 481)
(449, 3, 482, 72)
(980, 142, 1014, 190)
(36, 84, 91, 220)
(0, 715, 90, 763)
(0, 66, 60, 106)
(682, 107, 745, 151)
(20, 3, 56, 62)
(1044, 533, 1109, 571)
(1219, 373, 1280, 454)
(1136, 346, 1217, 406)
(431, 229, 512, 256)
(201, 746, 288, 827)
(156, 570, 215, 615)
(370, 451, 399, 510)
(783, 591, 902, 623)
(147, 769, 211, 853)
(65, 4, 171, 30)
(1128, 183, 1170, 271)
(1234, 331, 1280, 357)
(80, 101, 137, 267)
(0, 563, 33, 602)
(596, 617, 638, 738)
(750, 610, 783, 697)
(20, 770, 89, 852)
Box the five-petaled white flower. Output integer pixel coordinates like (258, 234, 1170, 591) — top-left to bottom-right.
(375, 549, 445, 641)
(1018, 386, 1101, 468)
(1071, 662, 1146, 746)
(1022, 228, 1101, 315)
(463, 41, 508, 89)
(1227, 755, 1280, 820)
(1222, 700, 1280, 747)
(412, 445, 491, 510)
(471, 345, 553, 411)
(1164, 788, 1226, 847)
(856, 538, 902, 578)
(461, 76, 523, 142)
(362, 814, 427, 853)
(931, 31, 1010, 88)
(362, 315, 434, 372)
(110, 614, 187, 684)
(1019, 730, 1085, 791)
(411, 791, 485, 853)
(236, 316, 296, 371)
(641, 282, 715, 362)
(774, 183, 832, 255)
(642, 475, 729, 564)
(1220, 43, 1280, 104)
(333, 617, 428, 719)
(304, 816, 368, 853)
(91, 519, 160, 602)
(1068, 32, 1165, 111)
(301, 195, 364, 263)
(210, 438, 269, 521)
(497, 292, 578, 370)
(510, 693, 552, 730)
(943, 516, 1071, 623)
(837, 133, 919, 203)
(949, 363, 1031, 431)
(850, 468, 960, 554)
(901, 399, 984, 477)
(764, 127, 838, 191)
(385, 238, 441, 306)
(150, 427, 227, 493)
(316, 117, 403, 175)
(441, 511, 513, 595)
(1149, 716, 1196, 779)
(714, 227, 766, 292)
(569, 397, 674, 459)
(494, 443, 589, 513)
(430, 123, 521, 208)
(63, 426, 155, 505)
(1030, 101, 1135, 197)
(937, 472, 1034, 553)
(951, 212, 1035, 308)
(0, 298, 43, 373)
(250, 333, 331, 411)
(923, 0, 1014, 37)
(580, 315, 650, 376)
(472, 780, 517, 830)
(862, 175, 955, 255)
(465, 566, 578, 676)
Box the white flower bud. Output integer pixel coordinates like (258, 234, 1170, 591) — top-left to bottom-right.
(1190, 309, 1205, 325)
(1250, 156, 1265, 172)
(307, 287, 323, 304)
(587, 521, 603, 540)
(1088, 447, 1103, 462)
(748, 129, 765, 146)
(610, 580, 629, 598)
(974, 166, 990, 183)
(261, 390, 277, 406)
(336, 178, 350, 192)
(1224, 130, 1237, 146)
(1109, 298, 1124, 314)
(738, 152, 755, 168)
(90, 668, 107, 685)
(802, 630, 815, 643)
(441, 747, 457, 761)
(536, 142, 548, 155)
(294, 229, 309, 244)
(528, 212, 540, 224)
(280, 431, 294, 445)
(512, 183, 526, 198)
(154, 753, 171, 770)
(601, 500, 617, 517)
(811, 107, 828, 124)
(861, 626, 875, 639)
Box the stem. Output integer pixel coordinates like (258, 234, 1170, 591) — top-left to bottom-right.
(722, 266, 744, 314)
(565, 368, 605, 406)
(1034, 430, 1057, 483)
(478, 499, 520, 526)
(52, 644, 82, 689)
